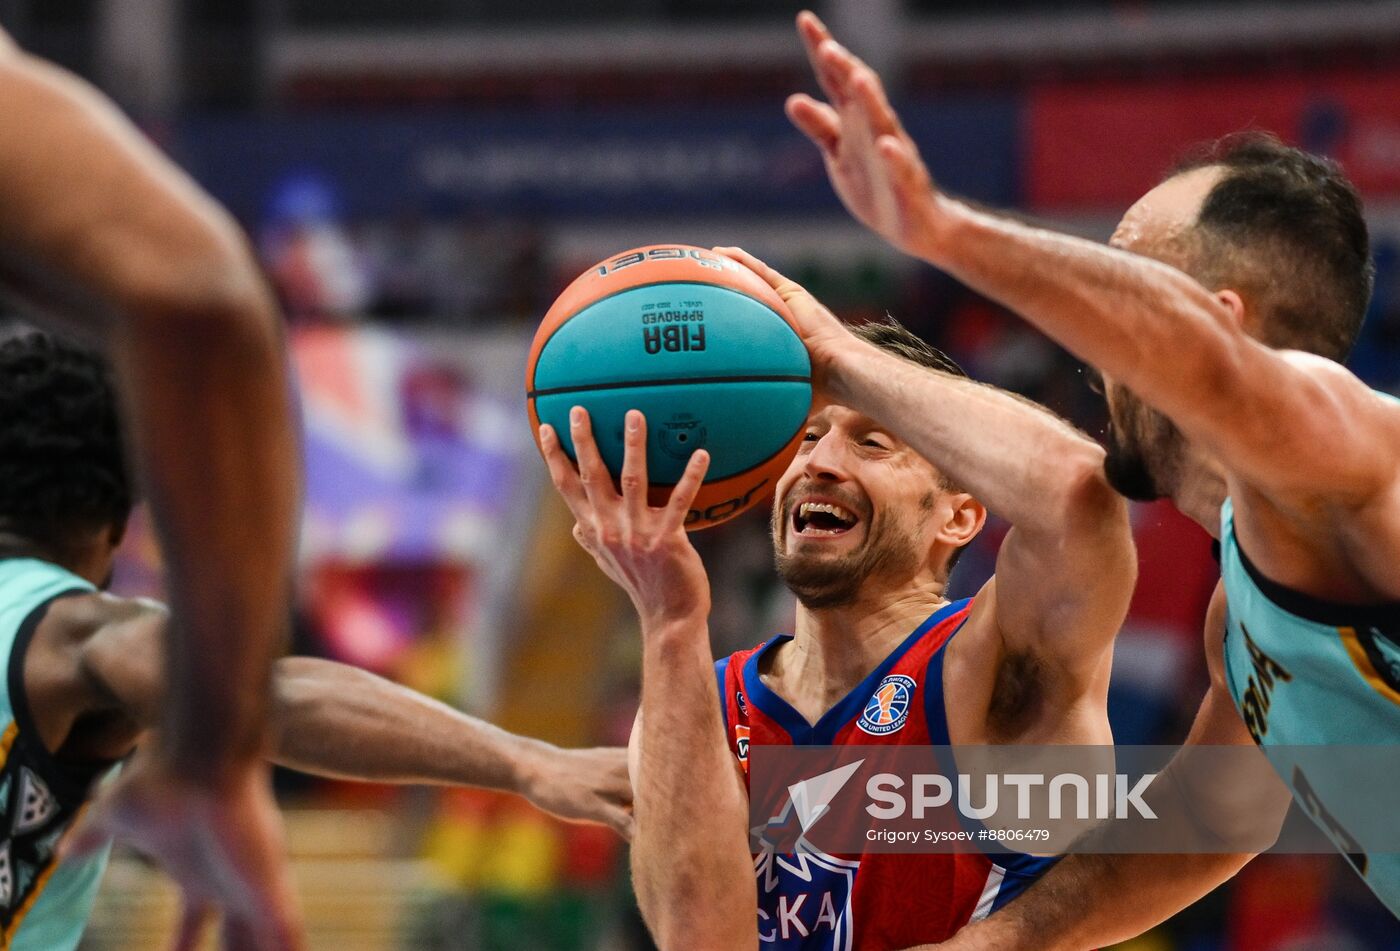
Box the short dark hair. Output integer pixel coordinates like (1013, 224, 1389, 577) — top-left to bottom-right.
(851, 316, 972, 576)
(0, 333, 131, 548)
(1170, 132, 1373, 361)
(852, 316, 969, 380)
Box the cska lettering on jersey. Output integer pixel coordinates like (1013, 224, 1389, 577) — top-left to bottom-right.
(716, 599, 1059, 950)
(755, 850, 859, 949)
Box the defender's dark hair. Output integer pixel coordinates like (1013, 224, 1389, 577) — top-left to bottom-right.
(1171, 132, 1373, 361)
(851, 316, 973, 576)
(0, 333, 131, 548)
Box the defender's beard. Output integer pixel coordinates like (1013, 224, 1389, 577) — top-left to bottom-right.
(1103, 394, 1184, 503)
(773, 506, 922, 610)
(1103, 421, 1163, 502)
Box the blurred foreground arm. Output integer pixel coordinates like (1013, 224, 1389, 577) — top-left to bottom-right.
(0, 32, 297, 778)
(0, 32, 300, 948)
(539, 410, 756, 950)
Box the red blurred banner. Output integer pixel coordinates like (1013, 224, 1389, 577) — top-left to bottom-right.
(1027, 68, 1400, 210)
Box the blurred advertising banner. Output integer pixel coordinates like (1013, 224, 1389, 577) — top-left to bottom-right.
(291, 326, 538, 676)
(293, 325, 533, 565)
(1027, 69, 1400, 210)
(172, 101, 1019, 224)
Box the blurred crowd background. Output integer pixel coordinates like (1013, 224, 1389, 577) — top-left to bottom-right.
(3, 0, 1399, 948)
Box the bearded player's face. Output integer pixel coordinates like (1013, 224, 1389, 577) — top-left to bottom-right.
(771, 402, 943, 609)
(1097, 168, 1218, 501)
(1101, 376, 1185, 502)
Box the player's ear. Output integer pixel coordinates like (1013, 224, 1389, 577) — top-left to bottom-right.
(1215, 289, 1248, 332)
(937, 493, 985, 550)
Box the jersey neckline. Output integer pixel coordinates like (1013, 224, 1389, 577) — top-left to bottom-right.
(1222, 499, 1400, 628)
(741, 598, 972, 745)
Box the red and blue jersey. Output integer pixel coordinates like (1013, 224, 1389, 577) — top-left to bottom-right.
(716, 598, 1056, 949)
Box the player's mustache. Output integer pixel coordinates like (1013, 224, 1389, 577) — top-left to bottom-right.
(781, 482, 871, 522)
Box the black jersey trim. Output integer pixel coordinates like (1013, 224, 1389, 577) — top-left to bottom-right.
(7, 589, 108, 803)
(1235, 542, 1400, 628)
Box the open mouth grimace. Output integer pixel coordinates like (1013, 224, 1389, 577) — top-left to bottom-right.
(792, 500, 860, 537)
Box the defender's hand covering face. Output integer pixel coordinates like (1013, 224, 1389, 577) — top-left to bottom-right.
(540, 408, 711, 629)
(64, 753, 304, 951)
(790, 11, 944, 258)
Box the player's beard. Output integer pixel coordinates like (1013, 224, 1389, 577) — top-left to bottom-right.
(1103, 387, 1184, 503)
(771, 495, 923, 610)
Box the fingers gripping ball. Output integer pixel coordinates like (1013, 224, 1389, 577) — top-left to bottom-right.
(528, 245, 812, 530)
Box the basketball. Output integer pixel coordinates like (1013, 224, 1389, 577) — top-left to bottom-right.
(526, 244, 812, 530)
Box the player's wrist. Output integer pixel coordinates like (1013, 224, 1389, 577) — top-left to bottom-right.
(508, 737, 554, 801)
(908, 192, 967, 266)
(638, 608, 710, 644)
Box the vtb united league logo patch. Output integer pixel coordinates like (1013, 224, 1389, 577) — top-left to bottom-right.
(857, 675, 916, 736)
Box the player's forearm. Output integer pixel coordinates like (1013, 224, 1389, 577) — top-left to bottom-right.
(114, 286, 297, 779)
(825, 336, 1111, 535)
(915, 851, 1250, 950)
(920, 198, 1241, 435)
(633, 620, 756, 950)
(268, 657, 538, 792)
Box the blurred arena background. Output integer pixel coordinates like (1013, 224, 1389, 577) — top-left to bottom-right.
(3, 0, 1399, 948)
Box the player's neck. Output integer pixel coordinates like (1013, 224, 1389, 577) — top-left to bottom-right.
(1168, 451, 1228, 539)
(0, 529, 109, 586)
(783, 584, 948, 708)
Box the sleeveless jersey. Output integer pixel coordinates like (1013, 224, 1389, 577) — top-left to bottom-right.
(1220, 497, 1400, 918)
(716, 599, 1056, 949)
(0, 558, 112, 950)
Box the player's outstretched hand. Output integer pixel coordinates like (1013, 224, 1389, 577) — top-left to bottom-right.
(64, 750, 305, 951)
(540, 407, 712, 633)
(715, 246, 855, 394)
(518, 744, 635, 839)
(789, 10, 948, 259)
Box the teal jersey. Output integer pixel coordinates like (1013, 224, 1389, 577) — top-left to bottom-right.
(1219, 497, 1400, 918)
(0, 558, 113, 951)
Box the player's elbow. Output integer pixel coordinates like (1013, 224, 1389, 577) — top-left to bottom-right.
(269, 658, 329, 725)
(1045, 443, 1125, 530)
(117, 221, 279, 357)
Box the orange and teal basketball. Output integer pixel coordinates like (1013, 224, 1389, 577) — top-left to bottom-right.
(527, 244, 812, 530)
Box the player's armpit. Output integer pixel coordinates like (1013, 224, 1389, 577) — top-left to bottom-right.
(982, 474, 1137, 689)
(20, 595, 166, 762)
(69, 598, 166, 726)
(1200, 346, 1400, 504)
